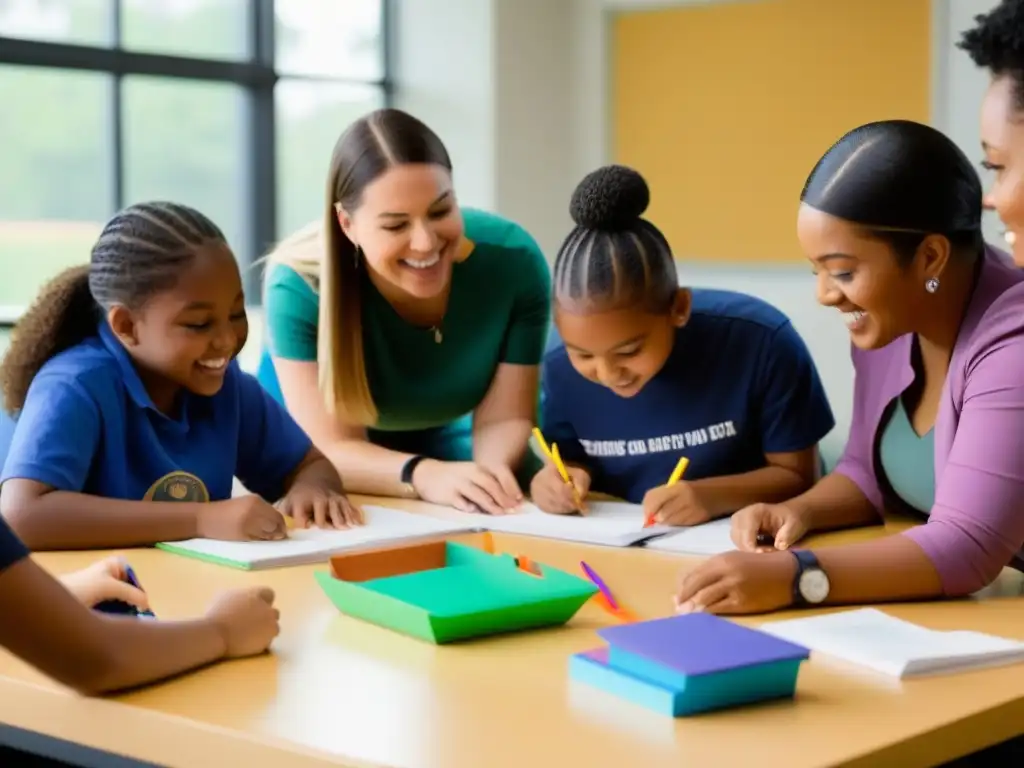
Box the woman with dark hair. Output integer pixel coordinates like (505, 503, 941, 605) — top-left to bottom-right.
(672, 119, 1024, 615)
(960, 0, 1024, 261)
(260, 108, 550, 516)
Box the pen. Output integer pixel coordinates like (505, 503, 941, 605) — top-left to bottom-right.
(580, 560, 618, 610)
(644, 456, 690, 528)
(580, 561, 638, 623)
(124, 565, 156, 618)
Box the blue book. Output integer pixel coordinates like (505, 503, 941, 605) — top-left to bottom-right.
(570, 614, 810, 716)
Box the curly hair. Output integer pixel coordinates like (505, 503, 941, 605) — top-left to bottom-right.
(958, 0, 1024, 111)
(553, 164, 679, 314)
(0, 201, 226, 414)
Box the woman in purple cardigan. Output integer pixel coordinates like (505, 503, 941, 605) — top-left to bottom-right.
(673, 114, 1024, 616)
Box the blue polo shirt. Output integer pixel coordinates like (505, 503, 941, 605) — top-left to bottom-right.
(0, 322, 312, 503)
(541, 289, 835, 504)
(0, 516, 28, 574)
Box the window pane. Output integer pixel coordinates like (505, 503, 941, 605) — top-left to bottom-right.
(275, 0, 383, 80)
(275, 80, 384, 237)
(0, 0, 112, 46)
(121, 0, 249, 60)
(123, 76, 248, 262)
(0, 66, 113, 308)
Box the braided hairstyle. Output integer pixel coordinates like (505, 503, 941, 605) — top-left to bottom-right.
(0, 201, 226, 413)
(959, 0, 1024, 111)
(553, 165, 678, 313)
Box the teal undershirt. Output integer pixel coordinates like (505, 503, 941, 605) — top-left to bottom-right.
(878, 398, 935, 514)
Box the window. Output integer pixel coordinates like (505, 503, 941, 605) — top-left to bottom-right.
(0, 0, 391, 330)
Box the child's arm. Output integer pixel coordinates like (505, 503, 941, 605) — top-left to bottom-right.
(684, 447, 821, 518)
(233, 372, 359, 528)
(0, 377, 238, 549)
(0, 523, 279, 695)
(1, 479, 206, 549)
(644, 322, 834, 526)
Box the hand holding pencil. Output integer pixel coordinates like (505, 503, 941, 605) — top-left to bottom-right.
(530, 428, 590, 515)
(642, 457, 710, 527)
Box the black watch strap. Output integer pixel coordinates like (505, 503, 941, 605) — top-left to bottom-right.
(400, 455, 428, 496)
(791, 549, 822, 605)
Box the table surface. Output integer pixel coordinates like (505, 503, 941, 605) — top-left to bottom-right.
(2, 498, 1024, 768)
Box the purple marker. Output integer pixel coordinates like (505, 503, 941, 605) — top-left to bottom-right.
(580, 560, 619, 610)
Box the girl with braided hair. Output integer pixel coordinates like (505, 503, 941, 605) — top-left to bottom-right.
(0, 201, 358, 551)
(533, 165, 834, 526)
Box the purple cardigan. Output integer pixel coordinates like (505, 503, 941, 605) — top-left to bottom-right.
(835, 246, 1024, 596)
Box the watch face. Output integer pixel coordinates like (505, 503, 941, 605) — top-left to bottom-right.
(799, 569, 830, 603)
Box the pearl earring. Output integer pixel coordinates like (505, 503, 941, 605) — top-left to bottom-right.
(925, 277, 940, 294)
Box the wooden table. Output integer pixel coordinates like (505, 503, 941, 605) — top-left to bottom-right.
(2, 499, 1024, 768)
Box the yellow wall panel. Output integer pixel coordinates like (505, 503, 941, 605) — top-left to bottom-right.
(612, 0, 931, 263)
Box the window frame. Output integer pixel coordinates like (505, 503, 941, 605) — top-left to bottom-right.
(0, 0, 393, 325)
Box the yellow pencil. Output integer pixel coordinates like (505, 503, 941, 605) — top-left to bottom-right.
(667, 456, 690, 486)
(551, 443, 585, 511)
(532, 426, 554, 460)
(644, 456, 689, 528)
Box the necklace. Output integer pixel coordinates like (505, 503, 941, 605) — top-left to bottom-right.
(429, 325, 443, 343)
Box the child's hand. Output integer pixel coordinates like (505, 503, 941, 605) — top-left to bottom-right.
(61, 556, 150, 611)
(200, 495, 288, 541)
(276, 483, 362, 529)
(205, 586, 280, 658)
(530, 463, 591, 514)
(642, 481, 711, 526)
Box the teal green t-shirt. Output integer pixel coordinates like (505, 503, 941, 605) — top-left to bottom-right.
(878, 397, 935, 514)
(263, 208, 551, 461)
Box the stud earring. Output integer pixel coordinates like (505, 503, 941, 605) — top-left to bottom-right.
(925, 277, 940, 294)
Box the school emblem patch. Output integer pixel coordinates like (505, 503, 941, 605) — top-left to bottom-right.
(144, 471, 210, 503)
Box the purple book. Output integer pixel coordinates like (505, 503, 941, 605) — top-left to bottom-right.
(598, 613, 809, 677)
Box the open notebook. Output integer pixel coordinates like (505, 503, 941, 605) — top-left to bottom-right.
(465, 501, 674, 548)
(759, 608, 1024, 678)
(643, 517, 738, 556)
(155, 506, 477, 570)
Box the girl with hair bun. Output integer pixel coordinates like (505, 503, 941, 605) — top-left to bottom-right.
(532, 165, 834, 526)
(676, 119, 1024, 617)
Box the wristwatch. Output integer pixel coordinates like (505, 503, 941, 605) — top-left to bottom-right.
(400, 455, 428, 498)
(791, 549, 830, 605)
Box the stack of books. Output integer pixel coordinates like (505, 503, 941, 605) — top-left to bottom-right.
(570, 613, 810, 717)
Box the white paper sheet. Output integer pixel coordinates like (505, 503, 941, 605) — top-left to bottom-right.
(156, 505, 478, 570)
(465, 501, 673, 547)
(642, 517, 737, 556)
(759, 608, 1024, 678)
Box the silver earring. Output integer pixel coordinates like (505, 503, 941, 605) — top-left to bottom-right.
(925, 277, 940, 294)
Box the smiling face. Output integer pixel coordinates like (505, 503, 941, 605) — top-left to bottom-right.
(337, 163, 465, 301)
(796, 205, 948, 350)
(980, 75, 1024, 265)
(554, 291, 690, 398)
(109, 242, 248, 410)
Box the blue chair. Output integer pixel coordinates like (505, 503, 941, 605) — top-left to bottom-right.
(0, 409, 16, 474)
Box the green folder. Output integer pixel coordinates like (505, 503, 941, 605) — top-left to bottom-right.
(315, 541, 598, 644)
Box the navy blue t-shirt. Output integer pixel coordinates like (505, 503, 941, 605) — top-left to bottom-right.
(540, 289, 835, 504)
(1, 321, 312, 504)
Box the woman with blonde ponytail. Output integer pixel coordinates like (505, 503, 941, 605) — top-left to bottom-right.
(262, 108, 551, 515)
